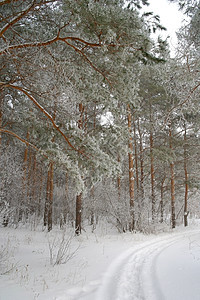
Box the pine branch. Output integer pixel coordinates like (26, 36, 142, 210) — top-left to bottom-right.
(62, 39, 112, 86)
(0, 82, 87, 156)
(164, 81, 200, 124)
(0, 128, 48, 157)
(0, 0, 37, 38)
(0, 0, 21, 6)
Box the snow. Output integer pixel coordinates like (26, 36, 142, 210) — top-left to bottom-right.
(154, 233, 200, 300)
(0, 222, 200, 300)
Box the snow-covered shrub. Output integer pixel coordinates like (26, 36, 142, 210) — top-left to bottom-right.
(0, 238, 17, 275)
(47, 229, 79, 266)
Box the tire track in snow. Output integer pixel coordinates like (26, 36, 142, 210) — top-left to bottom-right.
(62, 229, 200, 300)
(94, 229, 200, 300)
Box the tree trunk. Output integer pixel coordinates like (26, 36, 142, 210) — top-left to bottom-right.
(47, 162, 54, 232)
(150, 104, 156, 222)
(133, 118, 139, 192)
(75, 193, 82, 235)
(90, 186, 95, 226)
(150, 131, 156, 222)
(19, 131, 30, 222)
(0, 95, 8, 226)
(137, 119, 144, 206)
(0, 93, 2, 153)
(160, 175, 166, 223)
(44, 167, 50, 227)
(75, 103, 84, 235)
(37, 166, 43, 217)
(30, 153, 37, 214)
(63, 172, 69, 225)
(44, 104, 56, 231)
(170, 162, 176, 229)
(26, 150, 33, 217)
(117, 155, 121, 202)
(44, 162, 54, 231)
(169, 123, 176, 229)
(127, 104, 135, 231)
(184, 124, 189, 227)
(133, 116, 141, 229)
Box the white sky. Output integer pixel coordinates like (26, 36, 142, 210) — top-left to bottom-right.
(147, 0, 185, 54)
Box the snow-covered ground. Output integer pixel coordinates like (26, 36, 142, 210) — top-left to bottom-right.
(0, 221, 200, 300)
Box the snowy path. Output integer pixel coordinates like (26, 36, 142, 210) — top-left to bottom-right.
(1, 227, 200, 300)
(75, 229, 200, 300)
(154, 232, 200, 300)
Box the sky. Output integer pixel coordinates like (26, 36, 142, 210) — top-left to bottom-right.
(147, 0, 185, 55)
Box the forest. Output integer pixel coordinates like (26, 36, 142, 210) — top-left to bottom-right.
(1, 0, 200, 234)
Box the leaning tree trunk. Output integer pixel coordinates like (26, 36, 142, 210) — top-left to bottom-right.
(127, 104, 135, 231)
(184, 124, 189, 227)
(169, 123, 176, 229)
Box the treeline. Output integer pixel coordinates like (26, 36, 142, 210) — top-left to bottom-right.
(0, 0, 199, 233)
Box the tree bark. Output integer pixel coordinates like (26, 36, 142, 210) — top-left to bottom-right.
(184, 124, 189, 227)
(47, 162, 54, 232)
(137, 119, 144, 206)
(160, 175, 166, 223)
(127, 104, 135, 231)
(0, 92, 2, 152)
(150, 131, 156, 222)
(75, 103, 84, 235)
(44, 162, 54, 231)
(133, 118, 139, 192)
(169, 123, 176, 229)
(37, 166, 43, 217)
(75, 193, 82, 235)
(150, 104, 156, 222)
(117, 155, 121, 202)
(44, 167, 50, 227)
(19, 131, 29, 222)
(44, 104, 57, 231)
(29, 153, 37, 214)
(62, 172, 69, 226)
